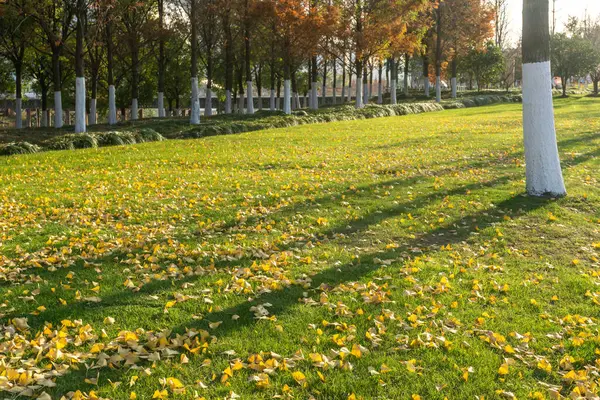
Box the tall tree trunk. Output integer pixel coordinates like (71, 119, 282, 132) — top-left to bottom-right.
(205, 51, 213, 116)
(14, 61, 23, 129)
(283, 54, 291, 114)
(435, 5, 443, 103)
(107, 20, 117, 125)
(158, 0, 166, 117)
(390, 58, 397, 104)
(355, 59, 363, 108)
(451, 57, 458, 98)
(244, 0, 254, 114)
(190, 0, 200, 124)
(75, 0, 86, 133)
(256, 64, 262, 111)
(423, 55, 430, 97)
(52, 48, 63, 128)
(223, 8, 233, 114)
(322, 59, 327, 104)
(341, 60, 346, 102)
(377, 61, 383, 104)
(522, 0, 566, 196)
(404, 54, 410, 96)
(332, 59, 337, 105)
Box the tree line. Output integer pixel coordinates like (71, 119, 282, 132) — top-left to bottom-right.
(0, 0, 504, 131)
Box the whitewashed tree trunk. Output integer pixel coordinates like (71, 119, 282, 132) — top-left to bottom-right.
(205, 88, 213, 116)
(424, 78, 430, 97)
(75, 77, 86, 133)
(158, 93, 165, 118)
(54, 91, 63, 128)
(270, 89, 275, 111)
(283, 79, 291, 114)
(436, 76, 442, 103)
(246, 81, 254, 114)
(522, 0, 566, 197)
(377, 79, 383, 104)
(190, 77, 200, 124)
(89, 99, 97, 125)
(355, 79, 363, 108)
(131, 98, 138, 120)
(238, 90, 245, 113)
(15, 98, 22, 129)
(363, 80, 368, 104)
(391, 80, 397, 104)
(292, 92, 298, 110)
(311, 82, 318, 110)
(451, 77, 457, 98)
(41, 109, 48, 127)
(108, 85, 117, 125)
(225, 90, 232, 114)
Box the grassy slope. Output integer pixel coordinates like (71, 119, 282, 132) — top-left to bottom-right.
(0, 96, 599, 399)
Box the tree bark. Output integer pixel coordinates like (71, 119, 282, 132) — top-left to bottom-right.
(521, 0, 566, 196)
(75, 0, 86, 133)
(190, 0, 200, 124)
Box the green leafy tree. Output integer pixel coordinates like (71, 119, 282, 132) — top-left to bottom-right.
(551, 32, 597, 97)
(460, 41, 504, 90)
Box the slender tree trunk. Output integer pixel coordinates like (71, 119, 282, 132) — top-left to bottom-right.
(377, 62, 383, 104)
(75, 0, 86, 133)
(390, 58, 397, 104)
(423, 56, 430, 97)
(332, 59, 337, 105)
(205, 52, 213, 116)
(52, 48, 63, 128)
(107, 20, 117, 125)
(322, 59, 327, 104)
(451, 58, 458, 98)
(522, 0, 566, 196)
(190, 0, 200, 124)
(14, 61, 23, 129)
(223, 8, 233, 114)
(404, 55, 410, 96)
(283, 55, 291, 114)
(157, 0, 166, 117)
(244, 0, 254, 114)
(355, 59, 363, 108)
(435, 5, 443, 103)
(341, 61, 346, 102)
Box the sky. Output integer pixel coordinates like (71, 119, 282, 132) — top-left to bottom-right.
(506, 0, 600, 42)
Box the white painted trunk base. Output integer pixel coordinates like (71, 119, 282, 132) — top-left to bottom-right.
(377, 81, 383, 104)
(15, 98, 22, 129)
(283, 80, 291, 115)
(108, 86, 117, 125)
(54, 91, 63, 128)
(246, 81, 254, 114)
(355, 79, 363, 109)
(131, 98, 138, 121)
(270, 90, 275, 111)
(522, 61, 566, 197)
(75, 77, 86, 133)
(404, 75, 409, 96)
(205, 89, 213, 117)
(391, 80, 397, 105)
(225, 90, 232, 114)
(90, 99, 97, 125)
(237, 91, 245, 114)
(424, 78, 430, 97)
(435, 76, 441, 103)
(363, 81, 368, 105)
(292, 92, 298, 110)
(190, 77, 200, 124)
(311, 83, 318, 110)
(451, 77, 457, 99)
(347, 86, 352, 103)
(158, 92, 165, 118)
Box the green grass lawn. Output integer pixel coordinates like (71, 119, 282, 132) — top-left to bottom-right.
(0, 96, 599, 400)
